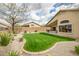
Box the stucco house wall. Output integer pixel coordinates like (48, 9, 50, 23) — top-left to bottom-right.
(57, 10, 79, 38)
(17, 22, 51, 33)
(46, 9, 79, 39)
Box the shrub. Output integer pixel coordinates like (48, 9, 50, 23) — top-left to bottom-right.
(0, 32, 12, 46)
(75, 46, 79, 55)
(8, 51, 18, 56)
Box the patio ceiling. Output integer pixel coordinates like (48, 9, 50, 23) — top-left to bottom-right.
(46, 20, 58, 27)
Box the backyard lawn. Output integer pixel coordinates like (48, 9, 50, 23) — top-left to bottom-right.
(23, 32, 75, 52)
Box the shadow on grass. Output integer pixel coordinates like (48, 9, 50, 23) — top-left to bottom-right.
(39, 32, 75, 41)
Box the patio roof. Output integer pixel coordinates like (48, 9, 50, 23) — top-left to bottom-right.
(46, 8, 79, 26)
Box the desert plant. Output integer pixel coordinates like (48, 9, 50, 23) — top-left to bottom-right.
(75, 46, 79, 55)
(0, 32, 12, 46)
(8, 51, 18, 56)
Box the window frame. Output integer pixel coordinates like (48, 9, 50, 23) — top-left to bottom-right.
(59, 24, 72, 33)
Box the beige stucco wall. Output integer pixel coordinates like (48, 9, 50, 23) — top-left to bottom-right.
(58, 10, 79, 39)
(12, 22, 51, 33)
(47, 10, 79, 39)
(14, 27, 51, 33)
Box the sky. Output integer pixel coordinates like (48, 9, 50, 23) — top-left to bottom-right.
(19, 3, 79, 25)
(0, 3, 79, 27)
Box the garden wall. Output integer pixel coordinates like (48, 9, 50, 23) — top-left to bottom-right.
(14, 27, 51, 33)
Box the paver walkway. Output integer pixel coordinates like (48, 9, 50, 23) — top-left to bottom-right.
(22, 41, 79, 56)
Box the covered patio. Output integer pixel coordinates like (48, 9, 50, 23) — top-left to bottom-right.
(46, 20, 58, 33)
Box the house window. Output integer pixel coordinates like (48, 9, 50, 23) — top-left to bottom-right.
(59, 24, 72, 33)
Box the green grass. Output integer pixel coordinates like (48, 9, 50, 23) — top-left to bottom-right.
(23, 32, 75, 52)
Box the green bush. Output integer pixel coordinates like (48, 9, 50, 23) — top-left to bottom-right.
(75, 46, 79, 55)
(8, 51, 18, 56)
(0, 32, 12, 46)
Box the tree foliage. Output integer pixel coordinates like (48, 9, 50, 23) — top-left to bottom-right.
(0, 3, 30, 34)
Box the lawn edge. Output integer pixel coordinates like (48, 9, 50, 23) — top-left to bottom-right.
(23, 41, 76, 54)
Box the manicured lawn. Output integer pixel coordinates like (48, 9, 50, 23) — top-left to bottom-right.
(23, 32, 75, 52)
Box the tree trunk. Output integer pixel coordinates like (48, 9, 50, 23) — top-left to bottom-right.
(12, 18, 15, 34)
